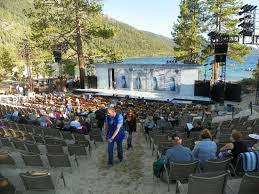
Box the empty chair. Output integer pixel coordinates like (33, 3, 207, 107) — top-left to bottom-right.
(22, 154, 44, 167)
(46, 144, 64, 155)
(12, 140, 27, 151)
(20, 172, 55, 191)
(73, 133, 87, 142)
(89, 131, 103, 144)
(47, 154, 71, 168)
(0, 153, 15, 167)
(25, 143, 41, 154)
(0, 176, 16, 194)
(61, 131, 74, 140)
(33, 135, 45, 144)
(47, 154, 71, 186)
(164, 160, 199, 192)
(68, 144, 87, 156)
(0, 137, 12, 148)
(202, 158, 232, 173)
(45, 137, 66, 146)
(179, 172, 228, 194)
(228, 172, 259, 194)
(24, 133, 35, 143)
(25, 126, 34, 134)
(51, 129, 62, 138)
(237, 172, 259, 194)
(43, 128, 55, 137)
(33, 128, 43, 136)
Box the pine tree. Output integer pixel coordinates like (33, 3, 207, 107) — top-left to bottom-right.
(25, 0, 115, 89)
(202, 0, 251, 81)
(0, 47, 15, 75)
(172, 0, 204, 64)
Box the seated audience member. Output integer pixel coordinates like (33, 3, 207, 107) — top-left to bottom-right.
(187, 120, 203, 138)
(56, 117, 65, 130)
(162, 134, 194, 163)
(12, 111, 19, 121)
(219, 130, 248, 166)
(192, 129, 217, 167)
(70, 116, 81, 131)
(144, 116, 156, 135)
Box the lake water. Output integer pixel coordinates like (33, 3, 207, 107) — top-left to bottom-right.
(123, 55, 259, 81)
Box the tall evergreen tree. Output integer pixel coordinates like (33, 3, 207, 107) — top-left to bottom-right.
(26, 0, 115, 89)
(202, 0, 251, 80)
(172, 0, 203, 64)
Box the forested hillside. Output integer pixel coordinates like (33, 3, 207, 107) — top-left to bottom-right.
(0, 0, 175, 58)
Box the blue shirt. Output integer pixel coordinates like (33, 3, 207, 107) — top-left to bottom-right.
(165, 145, 194, 163)
(70, 120, 81, 129)
(106, 113, 125, 141)
(192, 139, 217, 166)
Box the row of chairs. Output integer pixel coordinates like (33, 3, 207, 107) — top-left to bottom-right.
(0, 138, 89, 156)
(161, 158, 259, 193)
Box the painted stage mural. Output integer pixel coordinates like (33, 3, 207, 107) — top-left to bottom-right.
(133, 69, 147, 90)
(114, 68, 179, 92)
(115, 69, 129, 89)
(152, 69, 179, 92)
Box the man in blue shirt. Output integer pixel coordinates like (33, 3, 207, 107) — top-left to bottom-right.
(104, 107, 125, 166)
(163, 134, 194, 163)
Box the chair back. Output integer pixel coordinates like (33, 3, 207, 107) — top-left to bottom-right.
(20, 173, 54, 191)
(12, 140, 27, 151)
(22, 154, 43, 167)
(238, 173, 259, 194)
(46, 144, 64, 155)
(25, 143, 41, 154)
(73, 133, 87, 142)
(61, 131, 74, 140)
(203, 158, 232, 173)
(0, 153, 15, 166)
(47, 154, 71, 168)
(33, 136, 45, 144)
(169, 160, 198, 180)
(187, 172, 228, 194)
(45, 137, 66, 146)
(0, 137, 12, 147)
(68, 144, 87, 156)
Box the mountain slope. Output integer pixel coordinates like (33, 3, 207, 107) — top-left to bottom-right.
(0, 0, 174, 58)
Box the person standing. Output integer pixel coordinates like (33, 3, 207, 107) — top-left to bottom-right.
(95, 104, 106, 130)
(125, 110, 137, 150)
(104, 107, 125, 166)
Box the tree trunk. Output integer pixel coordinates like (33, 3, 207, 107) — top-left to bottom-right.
(76, 16, 85, 89)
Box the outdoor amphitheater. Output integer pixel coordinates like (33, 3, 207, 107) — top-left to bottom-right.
(0, 93, 258, 194)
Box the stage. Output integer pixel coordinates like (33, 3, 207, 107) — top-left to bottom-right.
(74, 88, 211, 104)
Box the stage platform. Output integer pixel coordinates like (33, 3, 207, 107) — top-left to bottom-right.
(74, 88, 211, 104)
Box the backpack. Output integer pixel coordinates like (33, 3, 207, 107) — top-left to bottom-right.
(153, 158, 165, 178)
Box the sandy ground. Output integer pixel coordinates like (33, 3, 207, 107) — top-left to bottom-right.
(49, 124, 169, 194)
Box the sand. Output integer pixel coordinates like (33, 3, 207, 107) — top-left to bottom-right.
(51, 123, 170, 194)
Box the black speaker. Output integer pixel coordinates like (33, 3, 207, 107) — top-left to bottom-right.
(211, 83, 225, 102)
(85, 76, 97, 89)
(53, 50, 62, 63)
(225, 83, 241, 102)
(215, 44, 228, 54)
(215, 55, 226, 63)
(194, 80, 211, 97)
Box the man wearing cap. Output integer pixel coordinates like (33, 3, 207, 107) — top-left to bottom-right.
(104, 107, 125, 166)
(163, 134, 194, 163)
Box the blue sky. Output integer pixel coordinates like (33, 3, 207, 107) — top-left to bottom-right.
(102, 0, 258, 38)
